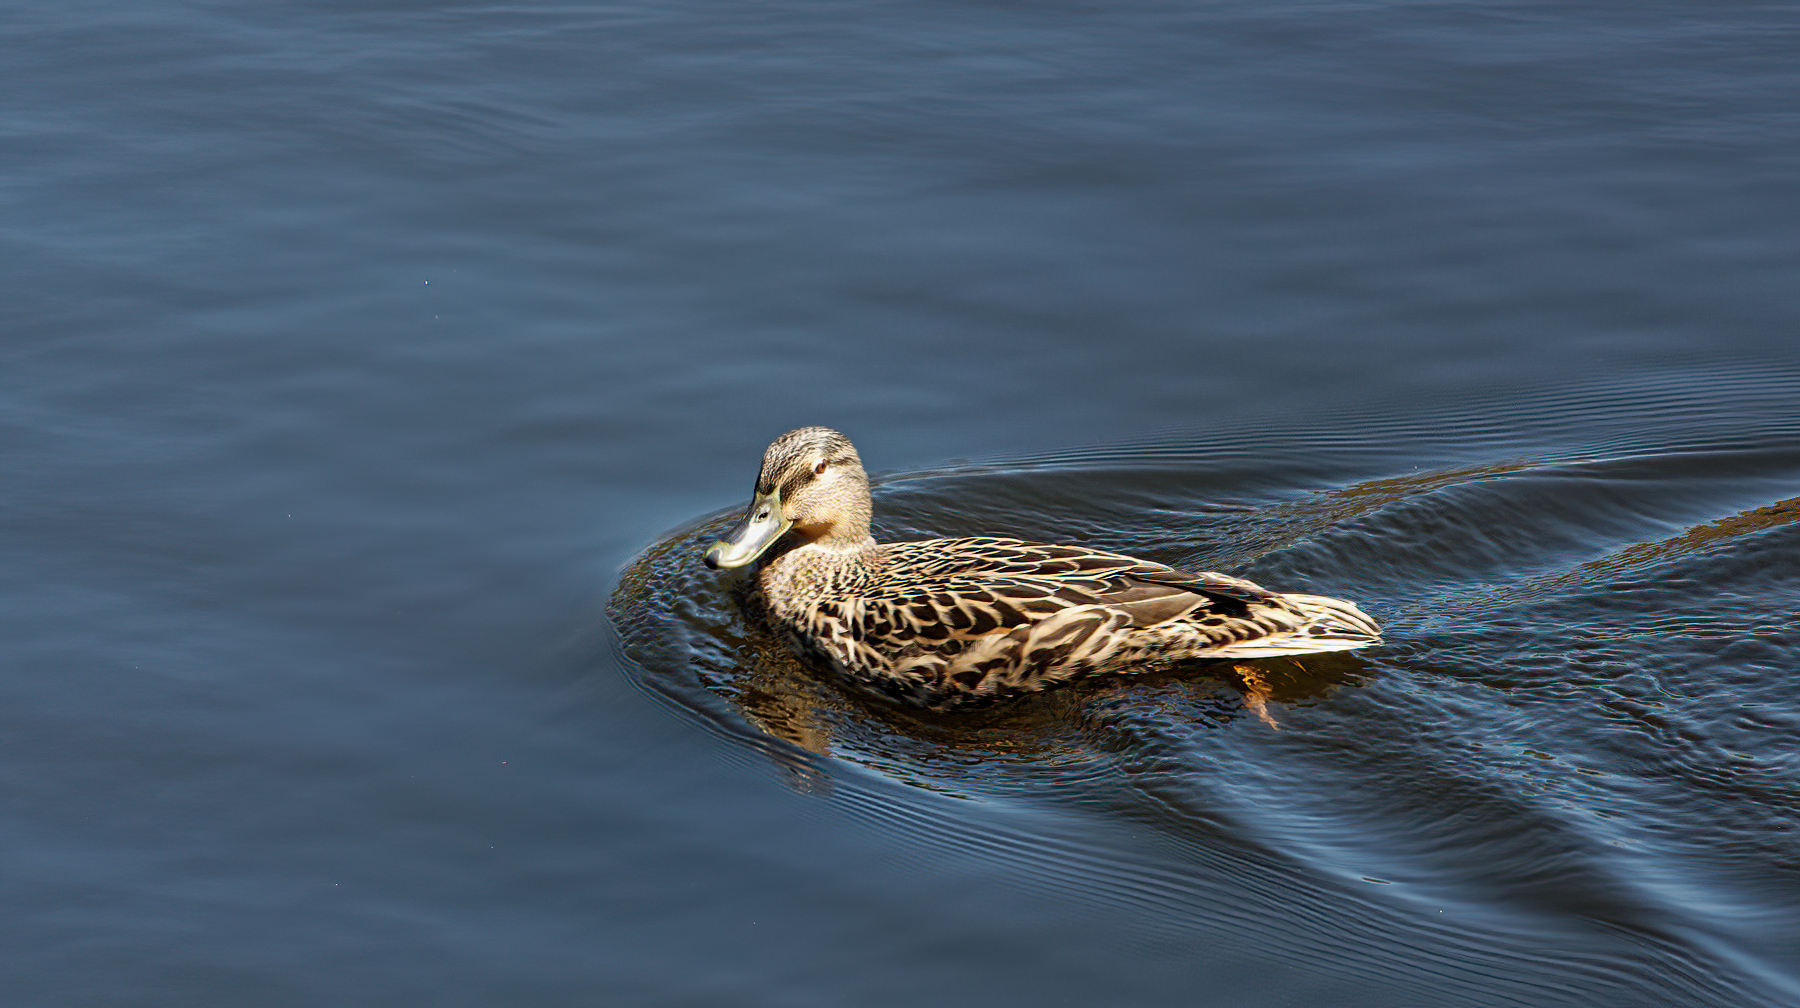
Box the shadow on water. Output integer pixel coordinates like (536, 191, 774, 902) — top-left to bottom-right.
(611, 374, 1800, 1007)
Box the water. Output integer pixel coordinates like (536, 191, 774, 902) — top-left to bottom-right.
(7, 1, 1800, 1005)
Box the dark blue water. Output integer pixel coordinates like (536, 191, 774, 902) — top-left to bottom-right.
(8, 1, 1800, 1005)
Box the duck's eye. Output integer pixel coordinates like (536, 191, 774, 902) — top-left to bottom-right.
(813, 460, 829, 475)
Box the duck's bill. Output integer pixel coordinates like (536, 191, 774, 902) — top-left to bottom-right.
(704, 491, 790, 569)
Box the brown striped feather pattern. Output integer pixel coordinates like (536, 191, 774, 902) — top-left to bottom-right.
(706, 429, 1381, 711)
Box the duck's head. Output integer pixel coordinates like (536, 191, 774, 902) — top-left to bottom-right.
(704, 427, 873, 569)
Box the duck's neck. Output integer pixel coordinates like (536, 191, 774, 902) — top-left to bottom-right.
(759, 533, 882, 613)
(789, 483, 875, 554)
(802, 522, 876, 554)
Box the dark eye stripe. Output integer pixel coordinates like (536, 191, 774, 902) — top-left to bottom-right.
(772, 458, 843, 497)
(779, 471, 813, 497)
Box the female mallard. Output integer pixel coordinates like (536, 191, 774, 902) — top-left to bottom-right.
(705, 427, 1380, 711)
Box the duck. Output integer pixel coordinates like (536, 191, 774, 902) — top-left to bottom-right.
(704, 427, 1381, 711)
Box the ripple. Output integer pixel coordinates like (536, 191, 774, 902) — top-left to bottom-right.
(611, 370, 1800, 1005)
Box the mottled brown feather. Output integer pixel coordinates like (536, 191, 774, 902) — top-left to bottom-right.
(711, 429, 1382, 710)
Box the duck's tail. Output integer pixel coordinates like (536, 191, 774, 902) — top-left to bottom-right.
(1204, 593, 1382, 658)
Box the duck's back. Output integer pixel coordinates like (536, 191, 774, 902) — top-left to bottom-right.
(766, 536, 1380, 709)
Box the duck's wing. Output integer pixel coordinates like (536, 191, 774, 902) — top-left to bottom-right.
(824, 539, 1375, 708)
(1057, 560, 1293, 626)
(906, 538, 1298, 627)
(856, 538, 1309, 636)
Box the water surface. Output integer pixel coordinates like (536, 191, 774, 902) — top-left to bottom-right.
(7, 0, 1800, 1005)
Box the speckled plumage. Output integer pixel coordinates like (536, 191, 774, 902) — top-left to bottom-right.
(706, 428, 1381, 710)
